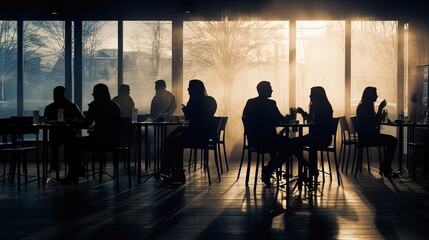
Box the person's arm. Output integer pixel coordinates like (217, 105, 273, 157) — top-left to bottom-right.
(170, 94, 177, 115)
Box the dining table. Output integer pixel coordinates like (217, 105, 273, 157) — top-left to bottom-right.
(381, 120, 429, 171)
(132, 119, 187, 183)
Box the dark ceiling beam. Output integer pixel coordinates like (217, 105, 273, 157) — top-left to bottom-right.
(1, 0, 428, 22)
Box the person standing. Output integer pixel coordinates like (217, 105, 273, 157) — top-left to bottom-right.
(112, 84, 135, 119)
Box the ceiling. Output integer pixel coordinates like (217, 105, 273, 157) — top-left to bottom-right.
(1, 0, 428, 22)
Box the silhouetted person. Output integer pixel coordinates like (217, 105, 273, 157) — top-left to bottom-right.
(43, 86, 85, 171)
(356, 86, 398, 178)
(150, 79, 177, 119)
(262, 86, 334, 185)
(60, 83, 121, 184)
(162, 79, 217, 184)
(112, 84, 135, 119)
(243, 81, 291, 186)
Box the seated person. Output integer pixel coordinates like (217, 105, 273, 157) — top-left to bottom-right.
(43, 86, 85, 171)
(60, 83, 121, 184)
(262, 86, 334, 184)
(150, 79, 177, 120)
(356, 86, 398, 178)
(162, 79, 217, 184)
(112, 84, 135, 119)
(242, 81, 290, 185)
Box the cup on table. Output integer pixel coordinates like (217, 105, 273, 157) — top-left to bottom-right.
(57, 108, 65, 122)
(32, 110, 40, 125)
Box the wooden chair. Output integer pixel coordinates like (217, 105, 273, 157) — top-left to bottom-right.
(303, 117, 341, 186)
(1, 117, 40, 192)
(338, 116, 358, 174)
(350, 116, 384, 177)
(217, 116, 229, 173)
(186, 116, 222, 185)
(86, 117, 132, 187)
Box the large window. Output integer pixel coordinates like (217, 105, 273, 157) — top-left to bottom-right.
(0, 21, 17, 118)
(23, 21, 65, 115)
(296, 21, 345, 116)
(123, 21, 172, 114)
(184, 20, 289, 143)
(351, 21, 398, 118)
(82, 21, 118, 109)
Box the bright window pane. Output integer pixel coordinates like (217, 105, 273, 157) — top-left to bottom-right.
(123, 21, 172, 114)
(184, 20, 289, 117)
(296, 20, 345, 116)
(0, 21, 17, 117)
(82, 21, 118, 109)
(351, 21, 398, 118)
(23, 21, 65, 115)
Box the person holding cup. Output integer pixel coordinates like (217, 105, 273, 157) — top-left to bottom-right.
(43, 86, 85, 171)
(356, 86, 398, 178)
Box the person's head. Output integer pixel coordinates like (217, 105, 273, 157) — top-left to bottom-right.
(360, 86, 378, 104)
(53, 86, 67, 103)
(310, 86, 329, 103)
(92, 83, 111, 102)
(155, 80, 167, 91)
(118, 84, 130, 95)
(256, 81, 273, 99)
(188, 79, 207, 97)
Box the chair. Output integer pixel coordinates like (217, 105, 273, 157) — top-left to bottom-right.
(350, 116, 384, 177)
(86, 117, 132, 187)
(186, 116, 222, 185)
(237, 116, 275, 191)
(408, 128, 428, 180)
(1, 117, 40, 192)
(217, 116, 228, 173)
(303, 117, 341, 186)
(338, 116, 358, 174)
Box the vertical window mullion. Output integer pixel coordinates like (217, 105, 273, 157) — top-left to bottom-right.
(345, 20, 351, 117)
(118, 20, 123, 91)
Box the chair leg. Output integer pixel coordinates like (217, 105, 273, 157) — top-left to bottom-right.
(354, 147, 363, 177)
(214, 148, 221, 182)
(254, 153, 261, 192)
(17, 155, 21, 192)
(204, 149, 211, 185)
(326, 151, 333, 181)
(339, 143, 345, 172)
(245, 151, 252, 186)
(333, 150, 341, 186)
(237, 147, 246, 180)
(217, 144, 224, 174)
(320, 152, 325, 182)
(222, 143, 229, 171)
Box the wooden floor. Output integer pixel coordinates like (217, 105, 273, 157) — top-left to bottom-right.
(1, 155, 429, 240)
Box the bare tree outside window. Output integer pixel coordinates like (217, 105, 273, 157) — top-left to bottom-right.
(184, 18, 289, 116)
(184, 18, 289, 151)
(124, 21, 172, 113)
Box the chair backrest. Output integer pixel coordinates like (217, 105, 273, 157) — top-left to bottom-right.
(211, 116, 223, 142)
(219, 116, 228, 142)
(330, 117, 340, 147)
(339, 116, 354, 141)
(241, 116, 257, 148)
(118, 117, 132, 147)
(350, 116, 358, 134)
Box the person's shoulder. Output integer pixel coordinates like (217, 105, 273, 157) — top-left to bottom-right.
(45, 102, 55, 109)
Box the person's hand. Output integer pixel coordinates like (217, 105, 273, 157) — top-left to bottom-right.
(378, 99, 387, 112)
(181, 104, 188, 114)
(296, 107, 305, 115)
